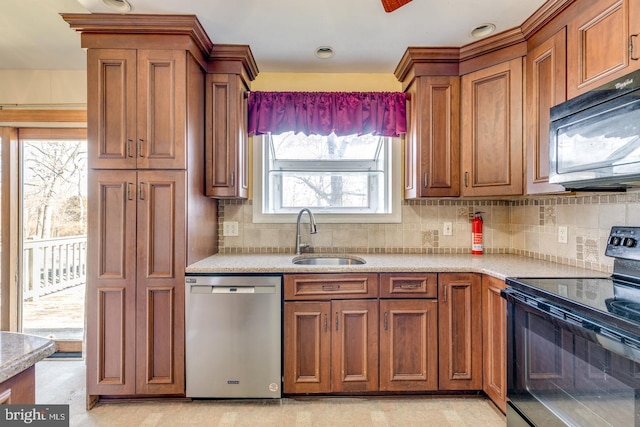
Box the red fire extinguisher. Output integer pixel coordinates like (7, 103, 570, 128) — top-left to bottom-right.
(472, 212, 484, 255)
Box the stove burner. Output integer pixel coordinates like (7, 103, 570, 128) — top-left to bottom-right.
(606, 299, 640, 322)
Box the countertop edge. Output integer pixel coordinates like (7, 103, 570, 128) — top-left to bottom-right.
(0, 333, 56, 383)
(186, 254, 608, 280)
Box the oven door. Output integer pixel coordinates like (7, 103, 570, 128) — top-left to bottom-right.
(502, 288, 640, 427)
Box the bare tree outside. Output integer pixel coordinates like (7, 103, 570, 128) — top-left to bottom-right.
(23, 140, 87, 239)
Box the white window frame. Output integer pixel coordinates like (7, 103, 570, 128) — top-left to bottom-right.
(253, 134, 402, 224)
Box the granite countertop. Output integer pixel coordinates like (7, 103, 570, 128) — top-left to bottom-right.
(186, 253, 608, 280)
(0, 332, 56, 383)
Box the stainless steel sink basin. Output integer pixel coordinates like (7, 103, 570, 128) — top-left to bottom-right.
(292, 255, 366, 265)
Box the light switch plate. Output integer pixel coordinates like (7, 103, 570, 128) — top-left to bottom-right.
(558, 226, 568, 244)
(443, 222, 453, 236)
(223, 221, 239, 237)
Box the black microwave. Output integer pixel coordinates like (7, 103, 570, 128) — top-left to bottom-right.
(549, 69, 640, 190)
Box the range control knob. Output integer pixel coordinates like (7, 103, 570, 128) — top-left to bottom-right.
(609, 236, 623, 246)
(623, 237, 637, 248)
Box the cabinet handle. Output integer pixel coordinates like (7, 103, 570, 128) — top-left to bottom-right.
(631, 34, 639, 61)
(127, 182, 134, 200)
(464, 172, 469, 187)
(322, 284, 341, 291)
(324, 314, 328, 332)
(384, 312, 388, 331)
(230, 171, 235, 187)
(138, 139, 144, 157)
(423, 172, 428, 189)
(139, 182, 145, 200)
(400, 284, 421, 289)
(126, 139, 133, 158)
(443, 286, 447, 303)
(335, 312, 339, 331)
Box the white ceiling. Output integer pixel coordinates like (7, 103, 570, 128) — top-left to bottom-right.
(1, 0, 547, 73)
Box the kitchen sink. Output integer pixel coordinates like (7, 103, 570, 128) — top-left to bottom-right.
(292, 254, 366, 265)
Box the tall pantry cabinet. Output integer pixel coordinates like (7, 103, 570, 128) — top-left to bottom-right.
(63, 15, 218, 406)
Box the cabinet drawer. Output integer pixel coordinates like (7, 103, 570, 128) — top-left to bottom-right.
(284, 274, 378, 300)
(380, 273, 437, 298)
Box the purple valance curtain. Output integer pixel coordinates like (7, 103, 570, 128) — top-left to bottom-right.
(247, 91, 407, 137)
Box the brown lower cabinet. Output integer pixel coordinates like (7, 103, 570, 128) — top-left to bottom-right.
(283, 272, 499, 404)
(438, 273, 482, 390)
(481, 275, 507, 413)
(284, 299, 378, 393)
(87, 170, 187, 399)
(379, 299, 438, 391)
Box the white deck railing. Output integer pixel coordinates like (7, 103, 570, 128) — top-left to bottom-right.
(22, 235, 87, 301)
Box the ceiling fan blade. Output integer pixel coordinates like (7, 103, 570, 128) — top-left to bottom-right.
(381, 0, 412, 13)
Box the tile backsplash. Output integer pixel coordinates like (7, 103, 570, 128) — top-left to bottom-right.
(218, 190, 640, 273)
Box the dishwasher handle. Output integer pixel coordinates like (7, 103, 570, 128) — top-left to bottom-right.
(190, 285, 276, 294)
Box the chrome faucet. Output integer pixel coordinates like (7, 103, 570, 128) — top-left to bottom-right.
(295, 208, 318, 255)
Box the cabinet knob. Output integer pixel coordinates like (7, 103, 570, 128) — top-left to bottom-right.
(423, 172, 428, 189)
(126, 139, 134, 158)
(138, 139, 144, 157)
(464, 172, 469, 187)
(384, 312, 388, 331)
(139, 182, 146, 200)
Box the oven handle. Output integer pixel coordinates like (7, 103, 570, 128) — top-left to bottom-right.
(501, 287, 640, 363)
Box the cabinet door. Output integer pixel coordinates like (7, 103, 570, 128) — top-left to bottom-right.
(379, 299, 438, 391)
(283, 301, 331, 394)
(87, 49, 137, 169)
(86, 170, 137, 396)
(205, 73, 249, 198)
(136, 50, 187, 170)
(135, 170, 186, 394)
(332, 299, 379, 392)
(482, 276, 507, 413)
(438, 273, 482, 390)
(567, 0, 640, 98)
(461, 58, 523, 197)
(526, 29, 567, 195)
(404, 76, 460, 198)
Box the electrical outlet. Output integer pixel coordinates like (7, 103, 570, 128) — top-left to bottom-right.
(443, 222, 453, 236)
(223, 221, 239, 237)
(558, 226, 568, 244)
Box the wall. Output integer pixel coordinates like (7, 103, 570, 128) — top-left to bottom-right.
(0, 70, 86, 106)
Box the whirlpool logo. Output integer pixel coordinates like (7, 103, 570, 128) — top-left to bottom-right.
(615, 78, 634, 89)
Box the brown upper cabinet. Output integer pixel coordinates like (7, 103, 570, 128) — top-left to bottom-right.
(525, 28, 568, 194)
(461, 58, 524, 197)
(87, 49, 188, 170)
(403, 76, 461, 198)
(205, 45, 258, 199)
(566, 0, 640, 98)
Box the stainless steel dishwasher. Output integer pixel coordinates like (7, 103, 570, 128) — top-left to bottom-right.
(185, 274, 282, 398)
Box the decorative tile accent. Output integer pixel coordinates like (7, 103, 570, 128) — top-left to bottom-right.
(422, 230, 439, 248)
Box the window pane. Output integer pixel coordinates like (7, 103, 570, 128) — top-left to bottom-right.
(272, 132, 382, 160)
(279, 172, 370, 209)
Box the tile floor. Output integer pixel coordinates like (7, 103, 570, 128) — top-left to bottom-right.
(36, 359, 506, 427)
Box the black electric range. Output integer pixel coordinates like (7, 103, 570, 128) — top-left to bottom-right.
(503, 226, 640, 427)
